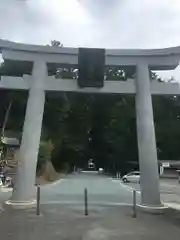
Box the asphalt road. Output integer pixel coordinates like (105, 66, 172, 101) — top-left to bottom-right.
(0, 172, 140, 207)
(40, 172, 140, 206)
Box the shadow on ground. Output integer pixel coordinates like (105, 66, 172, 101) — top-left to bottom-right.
(1, 205, 180, 240)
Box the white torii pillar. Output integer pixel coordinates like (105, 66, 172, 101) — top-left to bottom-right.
(135, 62, 161, 207)
(7, 60, 47, 207)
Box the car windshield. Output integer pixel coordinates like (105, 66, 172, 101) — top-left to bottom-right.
(128, 172, 139, 176)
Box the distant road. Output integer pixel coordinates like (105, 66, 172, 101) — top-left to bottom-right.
(40, 171, 141, 206)
(0, 172, 141, 207)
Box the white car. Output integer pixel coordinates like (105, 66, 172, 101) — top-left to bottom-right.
(122, 171, 140, 183)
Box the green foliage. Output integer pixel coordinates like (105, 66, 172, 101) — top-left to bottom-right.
(37, 140, 54, 171)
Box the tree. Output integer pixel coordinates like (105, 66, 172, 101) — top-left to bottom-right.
(51, 40, 63, 47)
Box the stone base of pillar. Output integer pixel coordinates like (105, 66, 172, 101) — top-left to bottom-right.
(137, 203, 168, 214)
(5, 199, 36, 210)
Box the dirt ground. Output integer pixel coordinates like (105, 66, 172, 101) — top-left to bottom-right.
(1, 205, 180, 240)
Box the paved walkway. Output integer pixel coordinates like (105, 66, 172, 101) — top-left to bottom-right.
(40, 173, 141, 206)
(1, 205, 180, 239)
(0, 172, 141, 206)
(1, 173, 180, 239)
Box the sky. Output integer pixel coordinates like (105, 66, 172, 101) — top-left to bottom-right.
(0, 0, 180, 81)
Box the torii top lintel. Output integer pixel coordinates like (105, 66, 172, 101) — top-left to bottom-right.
(0, 39, 180, 70)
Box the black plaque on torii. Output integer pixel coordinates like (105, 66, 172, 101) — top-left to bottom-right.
(78, 48, 105, 88)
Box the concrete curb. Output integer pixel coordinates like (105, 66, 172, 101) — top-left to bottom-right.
(163, 202, 180, 211)
(137, 204, 168, 214)
(5, 199, 37, 209)
(0, 187, 13, 192)
(119, 182, 141, 194)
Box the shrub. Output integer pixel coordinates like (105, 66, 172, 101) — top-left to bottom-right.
(37, 140, 54, 172)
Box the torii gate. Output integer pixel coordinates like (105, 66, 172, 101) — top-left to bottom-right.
(0, 39, 180, 211)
